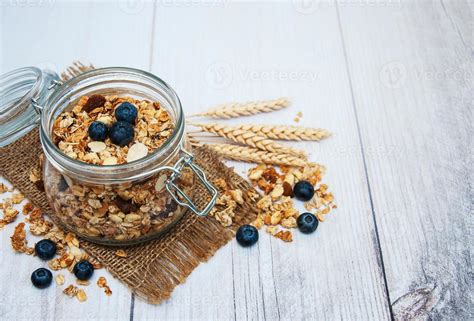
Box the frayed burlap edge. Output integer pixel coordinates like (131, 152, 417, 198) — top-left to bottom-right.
(0, 128, 260, 304)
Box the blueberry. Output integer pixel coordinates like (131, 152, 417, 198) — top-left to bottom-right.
(88, 121, 108, 141)
(236, 224, 259, 247)
(297, 212, 319, 234)
(31, 268, 53, 289)
(109, 121, 134, 146)
(293, 180, 314, 201)
(115, 102, 138, 124)
(73, 260, 94, 281)
(35, 239, 57, 260)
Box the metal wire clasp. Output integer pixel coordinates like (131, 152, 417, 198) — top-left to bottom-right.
(165, 148, 218, 216)
(31, 79, 63, 114)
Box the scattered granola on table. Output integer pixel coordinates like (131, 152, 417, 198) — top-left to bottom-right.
(0, 183, 8, 194)
(0, 194, 109, 299)
(10, 223, 34, 254)
(247, 163, 336, 242)
(11, 193, 24, 204)
(208, 177, 244, 227)
(0, 206, 19, 229)
(63, 284, 79, 297)
(97, 276, 113, 296)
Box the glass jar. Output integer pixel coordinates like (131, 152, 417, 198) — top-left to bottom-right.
(0, 66, 217, 246)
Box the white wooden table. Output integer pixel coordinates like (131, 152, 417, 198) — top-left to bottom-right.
(0, 1, 472, 320)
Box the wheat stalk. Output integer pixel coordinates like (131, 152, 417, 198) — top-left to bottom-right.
(61, 61, 95, 81)
(193, 143, 307, 167)
(224, 124, 331, 141)
(190, 97, 289, 119)
(188, 122, 307, 159)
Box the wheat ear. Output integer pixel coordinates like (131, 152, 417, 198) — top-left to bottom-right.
(61, 61, 95, 81)
(194, 143, 307, 167)
(227, 124, 331, 141)
(188, 122, 307, 159)
(190, 97, 289, 119)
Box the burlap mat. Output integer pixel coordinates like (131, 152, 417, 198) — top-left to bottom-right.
(0, 128, 260, 304)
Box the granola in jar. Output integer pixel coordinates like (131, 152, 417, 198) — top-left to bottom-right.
(52, 95, 174, 165)
(43, 93, 195, 244)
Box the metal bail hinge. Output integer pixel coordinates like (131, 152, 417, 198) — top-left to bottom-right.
(165, 148, 218, 216)
(31, 79, 63, 115)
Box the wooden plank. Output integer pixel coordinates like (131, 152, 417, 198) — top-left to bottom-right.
(1, 1, 155, 73)
(0, 2, 155, 320)
(133, 2, 392, 320)
(337, 1, 473, 319)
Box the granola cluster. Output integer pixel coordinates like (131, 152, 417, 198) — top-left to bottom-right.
(247, 163, 336, 242)
(208, 178, 245, 227)
(52, 95, 174, 165)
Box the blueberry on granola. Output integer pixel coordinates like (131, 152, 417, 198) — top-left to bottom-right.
(297, 212, 318, 234)
(293, 180, 314, 201)
(35, 239, 57, 260)
(236, 224, 259, 247)
(73, 260, 94, 281)
(109, 121, 134, 147)
(31, 268, 53, 289)
(88, 121, 109, 142)
(115, 102, 138, 124)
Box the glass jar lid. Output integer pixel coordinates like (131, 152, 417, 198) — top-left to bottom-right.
(0, 66, 60, 147)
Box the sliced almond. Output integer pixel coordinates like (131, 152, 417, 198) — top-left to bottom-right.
(69, 245, 83, 260)
(76, 289, 87, 302)
(102, 156, 118, 166)
(126, 143, 148, 163)
(154, 174, 167, 192)
(96, 115, 113, 125)
(55, 274, 65, 285)
(87, 141, 106, 153)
